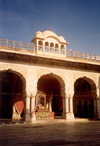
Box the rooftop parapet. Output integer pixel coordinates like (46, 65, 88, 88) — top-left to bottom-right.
(0, 38, 100, 65)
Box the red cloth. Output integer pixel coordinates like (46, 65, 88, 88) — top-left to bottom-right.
(38, 79, 63, 110)
(10, 74, 24, 114)
(14, 95, 24, 114)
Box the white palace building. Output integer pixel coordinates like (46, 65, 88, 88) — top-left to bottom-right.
(0, 29, 100, 122)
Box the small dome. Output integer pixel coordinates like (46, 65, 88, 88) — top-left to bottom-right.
(59, 36, 65, 41)
(35, 31, 42, 37)
(42, 30, 58, 38)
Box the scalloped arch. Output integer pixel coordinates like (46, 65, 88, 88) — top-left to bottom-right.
(37, 72, 65, 98)
(74, 76, 96, 90)
(0, 69, 26, 97)
(38, 72, 65, 87)
(74, 76, 96, 98)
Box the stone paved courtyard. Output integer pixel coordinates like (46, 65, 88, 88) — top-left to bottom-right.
(0, 119, 100, 146)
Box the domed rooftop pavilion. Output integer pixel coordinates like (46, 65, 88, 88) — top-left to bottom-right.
(31, 29, 69, 58)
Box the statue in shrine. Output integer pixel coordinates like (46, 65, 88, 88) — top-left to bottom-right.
(30, 90, 48, 114)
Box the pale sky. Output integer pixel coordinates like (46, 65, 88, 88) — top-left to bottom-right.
(0, 0, 100, 55)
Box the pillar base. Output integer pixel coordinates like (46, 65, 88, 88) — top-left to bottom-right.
(25, 113, 31, 122)
(31, 113, 36, 122)
(12, 112, 20, 119)
(64, 112, 74, 120)
(94, 113, 100, 119)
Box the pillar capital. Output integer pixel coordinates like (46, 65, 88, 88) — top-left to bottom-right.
(26, 92, 31, 98)
(69, 94, 73, 99)
(31, 93, 36, 98)
(65, 95, 68, 99)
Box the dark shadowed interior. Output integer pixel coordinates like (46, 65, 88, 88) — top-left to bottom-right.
(73, 78, 95, 118)
(0, 71, 24, 119)
(37, 75, 63, 117)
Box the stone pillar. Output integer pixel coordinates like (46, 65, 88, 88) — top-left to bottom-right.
(25, 93, 31, 122)
(69, 95, 74, 119)
(97, 98, 100, 118)
(93, 98, 97, 118)
(94, 98, 97, 113)
(69, 95, 73, 112)
(30, 94, 36, 122)
(61, 96, 65, 118)
(66, 96, 69, 113)
(64, 96, 70, 119)
(48, 100, 52, 112)
(96, 89, 100, 118)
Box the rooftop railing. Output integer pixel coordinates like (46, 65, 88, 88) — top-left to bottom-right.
(66, 50, 100, 61)
(0, 38, 100, 62)
(0, 38, 36, 54)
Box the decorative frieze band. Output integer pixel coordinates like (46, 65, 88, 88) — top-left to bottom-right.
(0, 51, 100, 73)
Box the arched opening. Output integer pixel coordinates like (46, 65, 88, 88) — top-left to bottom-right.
(50, 43, 54, 53)
(45, 42, 49, 52)
(60, 45, 65, 54)
(37, 74, 64, 118)
(55, 43, 59, 54)
(38, 40, 43, 51)
(0, 70, 25, 120)
(73, 77, 96, 118)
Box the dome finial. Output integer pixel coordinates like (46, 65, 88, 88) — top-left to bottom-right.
(49, 27, 51, 31)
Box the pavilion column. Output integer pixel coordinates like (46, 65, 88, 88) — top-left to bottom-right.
(43, 41, 45, 55)
(59, 44, 61, 56)
(30, 94, 36, 121)
(25, 93, 31, 122)
(64, 45, 66, 58)
(36, 39, 39, 55)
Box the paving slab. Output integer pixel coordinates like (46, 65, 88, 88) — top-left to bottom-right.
(0, 119, 100, 146)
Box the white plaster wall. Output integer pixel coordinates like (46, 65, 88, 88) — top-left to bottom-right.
(0, 61, 100, 98)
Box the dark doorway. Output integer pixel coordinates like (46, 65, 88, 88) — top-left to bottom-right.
(73, 78, 95, 118)
(0, 79, 12, 119)
(37, 75, 63, 118)
(0, 71, 24, 119)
